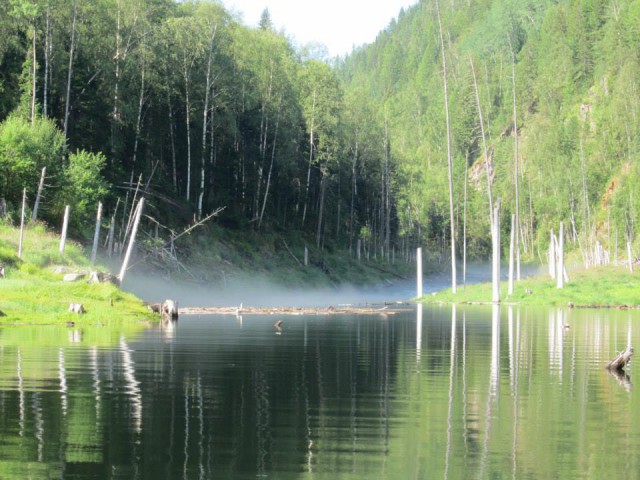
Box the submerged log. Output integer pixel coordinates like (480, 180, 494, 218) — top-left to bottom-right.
(606, 347, 633, 372)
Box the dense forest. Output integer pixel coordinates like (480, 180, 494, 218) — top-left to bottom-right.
(0, 0, 638, 268)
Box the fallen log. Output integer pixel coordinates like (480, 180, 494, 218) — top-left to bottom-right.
(178, 305, 411, 317)
(606, 347, 633, 372)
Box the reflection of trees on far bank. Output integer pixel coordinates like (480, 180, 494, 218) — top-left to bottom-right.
(0, 307, 638, 478)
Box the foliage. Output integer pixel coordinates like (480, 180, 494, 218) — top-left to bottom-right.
(57, 149, 110, 233)
(0, 114, 65, 205)
(0, 0, 639, 272)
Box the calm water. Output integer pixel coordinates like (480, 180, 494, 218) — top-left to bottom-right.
(0, 305, 639, 479)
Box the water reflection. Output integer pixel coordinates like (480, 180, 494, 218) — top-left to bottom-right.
(0, 307, 640, 478)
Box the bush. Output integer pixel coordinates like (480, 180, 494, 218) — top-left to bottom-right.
(56, 149, 111, 233)
(0, 114, 66, 205)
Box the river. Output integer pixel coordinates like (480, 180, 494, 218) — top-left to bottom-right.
(0, 278, 639, 478)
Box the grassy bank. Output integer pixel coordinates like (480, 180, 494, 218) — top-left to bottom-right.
(0, 222, 149, 325)
(423, 266, 640, 307)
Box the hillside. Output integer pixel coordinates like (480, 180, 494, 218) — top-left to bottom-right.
(338, 0, 640, 264)
(0, 0, 638, 277)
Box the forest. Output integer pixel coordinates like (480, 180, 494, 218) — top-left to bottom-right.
(0, 0, 639, 270)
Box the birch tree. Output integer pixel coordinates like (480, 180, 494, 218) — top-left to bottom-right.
(436, 0, 457, 293)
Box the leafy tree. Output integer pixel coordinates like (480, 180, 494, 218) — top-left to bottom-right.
(57, 149, 110, 232)
(0, 113, 65, 207)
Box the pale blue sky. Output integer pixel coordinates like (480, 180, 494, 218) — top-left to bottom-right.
(222, 0, 419, 57)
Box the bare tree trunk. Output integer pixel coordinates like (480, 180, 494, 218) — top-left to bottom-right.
(549, 228, 556, 278)
(302, 92, 316, 226)
(463, 161, 468, 288)
(349, 139, 358, 253)
(59, 205, 70, 254)
(32, 167, 46, 221)
(508, 213, 515, 295)
(384, 120, 392, 260)
(31, 24, 37, 125)
(259, 102, 281, 228)
(316, 172, 327, 248)
(184, 75, 192, 201)
(118, 198, 145, 283)
(131, 59, 146, 168)
(510, 40, 521, 281)
(18, 189, 27, 258)
(167, 90, 177, 191)
(492, 203, 500, 303)
(416, 247, 423, 298)
(557, 222, 565, 288)
(63, 0, 78, 141)
(111, 3, 121, 157)
(436, 0, 457, 294)
(43, 7, 51, 118)
(91, 202, 103, 264)
(199, 25, 217, 220)
(470, 57, 493, 229)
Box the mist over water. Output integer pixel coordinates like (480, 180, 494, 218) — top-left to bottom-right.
(120, 263, 533, 307)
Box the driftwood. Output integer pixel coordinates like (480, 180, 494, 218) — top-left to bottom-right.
(179, 305, 410, 317)
(68, 303, 86, 314)
(606, 347, 633, 372)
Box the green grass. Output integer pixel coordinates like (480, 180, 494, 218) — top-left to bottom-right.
(423, 265, 640, 307)
(0, 222, 151, 325)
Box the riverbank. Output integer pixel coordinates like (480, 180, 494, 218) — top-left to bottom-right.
(422, 265, 640, 308)
(0, 223, 149, 325)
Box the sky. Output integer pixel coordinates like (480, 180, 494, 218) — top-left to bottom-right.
(221, 0, 420, 57)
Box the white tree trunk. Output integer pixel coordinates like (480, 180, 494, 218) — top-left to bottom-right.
(549, 228, 556, 278)
(259, 103, 281, 228)
(436, 0, 456, 294)
(32, 167, 46, 221)
(18, 189, 27, 258)
(91, 202, 103, 264)
(508, 213, 515, 295)
(59, 205, 70, 254)
(557, 222, 565, 288)
(492, 205, 501, 303)
(510, 41, 521, 282)
(118, 198, 145, 283)
(63, 0, 78, 141)
(627, 240, 634, 273)
(417, 247, 423, 298)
